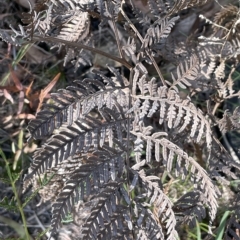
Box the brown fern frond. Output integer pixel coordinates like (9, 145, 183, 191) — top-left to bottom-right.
(50, 149, 125, 236)
(29, 155, 83, 202)
(27, 68, 129, 140)
(136, 207, 164, 240)
(131, 84, 212, 148)
(136, 170, 178, 240)
(24, 108, 127, 182)
(142, 16, 179, 50)
(168, 0, 212, 16)
(80, 182, 129, 239)
(171, 54, 200, 89)
(131, 130, 219, 223)
(219, 107, 240, 134)
(57, 11, 90, 42)
(215, 60, 226, 80)
(213, 4, 239, 37)
(173, 191, 206, 228)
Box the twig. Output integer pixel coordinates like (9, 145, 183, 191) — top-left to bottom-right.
(31, 35, 133, 70)
(33, 212, 51, 238)
(222, 134, 240, 164)
(26, 204, 51, 222)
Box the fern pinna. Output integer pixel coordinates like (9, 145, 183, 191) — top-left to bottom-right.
(1, 0, 240, 239)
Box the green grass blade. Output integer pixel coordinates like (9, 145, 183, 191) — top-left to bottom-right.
(216, 210, 232, 240)
(196, 220, 201, 240)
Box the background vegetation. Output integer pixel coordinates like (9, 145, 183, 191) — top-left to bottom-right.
(0, 0, 240, 239)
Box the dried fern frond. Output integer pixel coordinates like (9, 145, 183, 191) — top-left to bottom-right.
(25, 108, 127, 181)
(174, 191, 206, 228)
(131, 82, 212, 148)
(27, 68, 129, 140)
(213, 4, 239, 37)
(0, 22, 33, 46)
(135, 206, 164, 240)
(80, 182, 129, 239)
(215, 60, 226, 80)
(168, 0, 212, 16)
(0, 29, 25, 46)
(136, 170, 178, 240)
(50, 149, 125, 235)
(219, 107, 240, 134)
(210, 137, 240, 178)
(203, 56, 216, 78)
(142, 16, 179, 50)
(131, 6, 151, 27)
(122, 37, 136, 58)
(30, 155, 82, 202)
(171, 54, 200, 89)
(131, 130, 219, 223)
(57, 11, 89, 42)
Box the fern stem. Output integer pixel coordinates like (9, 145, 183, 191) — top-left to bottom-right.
(120, 2, 167, 86)
(106, 0, 124, 59)
(0, 149, 30, 240)
(126, 69, 135, 238)
(148, 55, 167, 86)
(31, 35, 133, 70)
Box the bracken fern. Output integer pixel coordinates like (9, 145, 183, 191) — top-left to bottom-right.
(1, 0, 240, 239)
